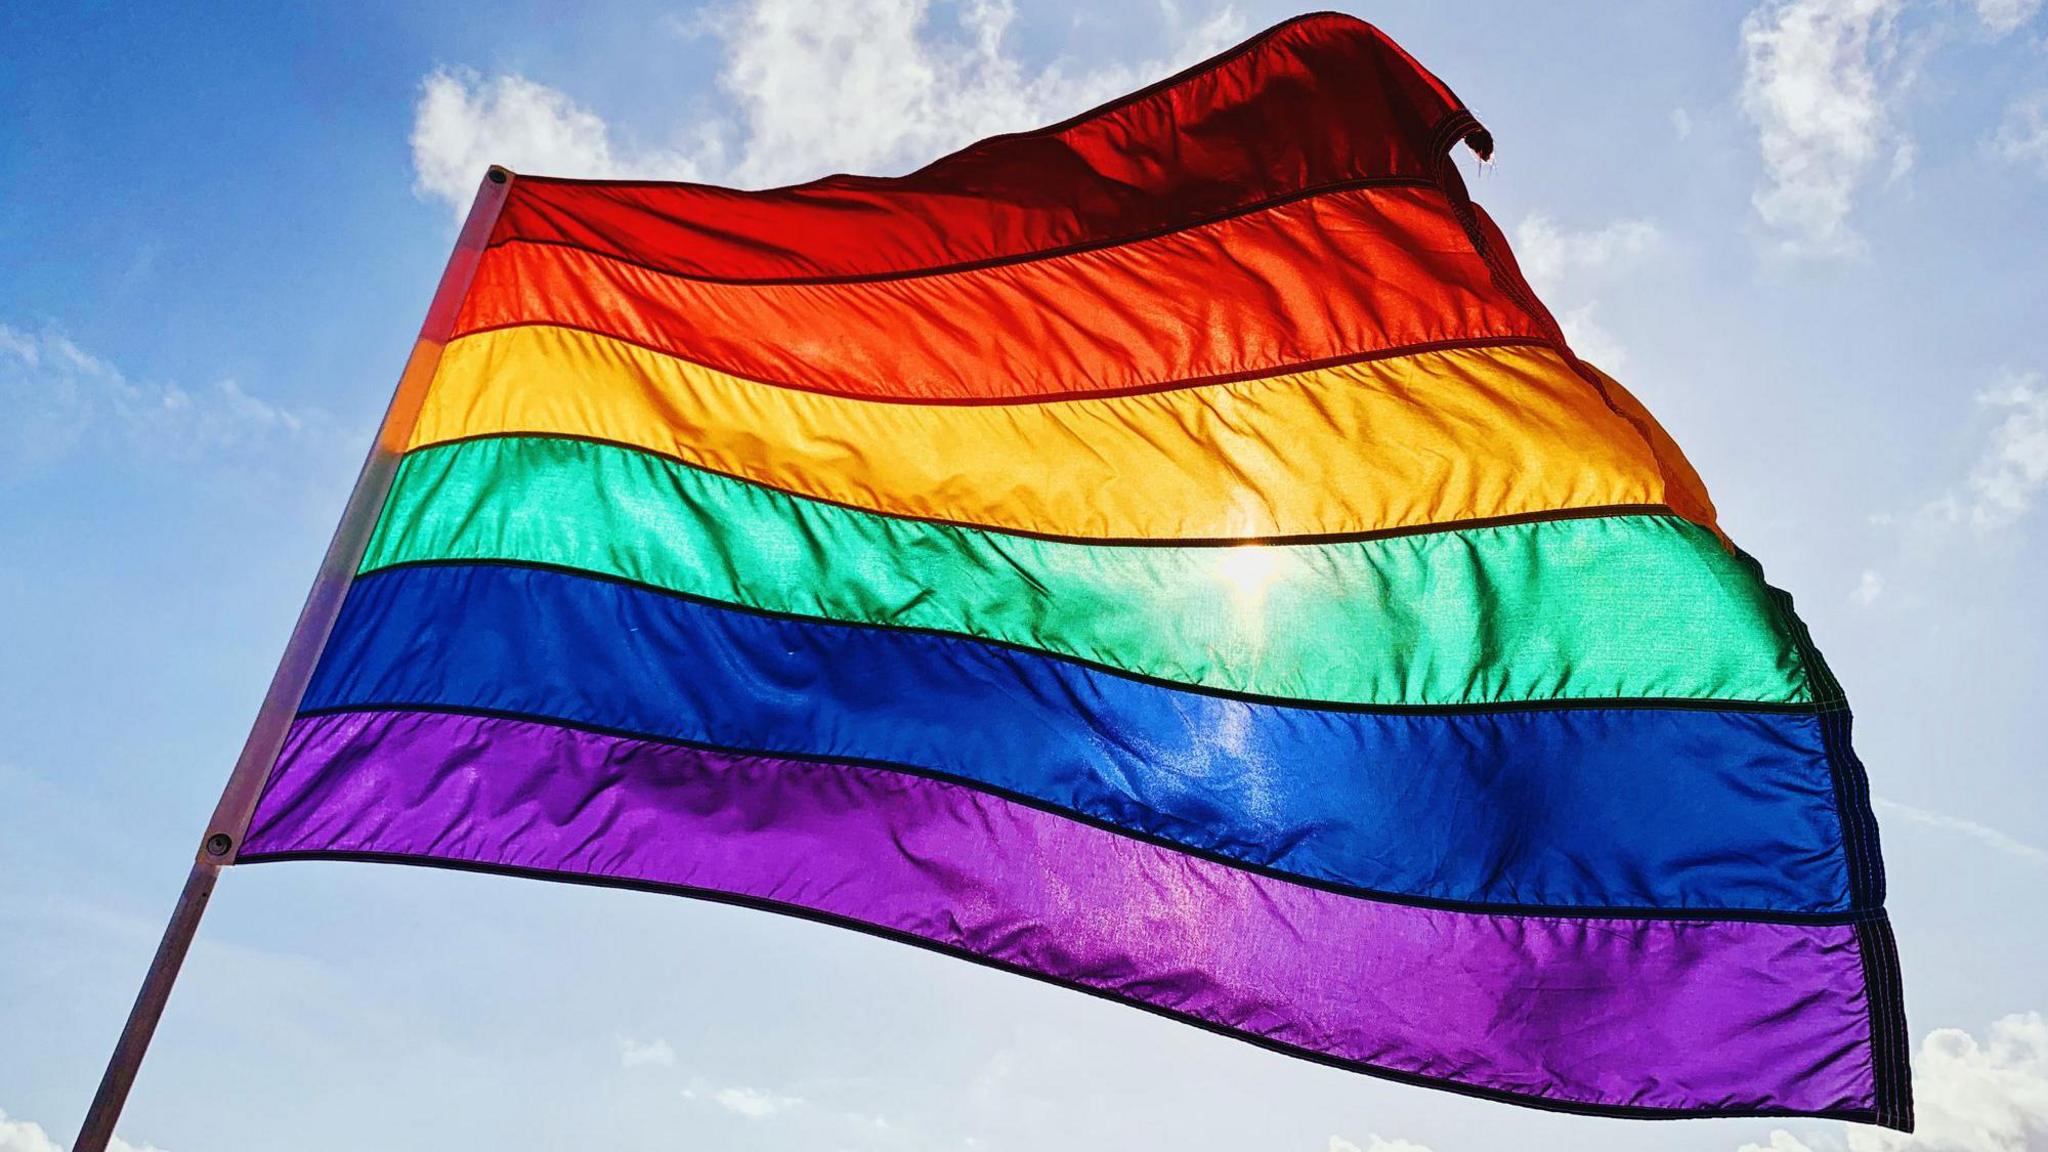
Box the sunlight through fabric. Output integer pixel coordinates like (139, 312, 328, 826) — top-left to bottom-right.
(232, 11, 1909, 1130)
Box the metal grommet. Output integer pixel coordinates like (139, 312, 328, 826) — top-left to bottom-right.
(204, 833, 233, 857)
(487, 167, 508, 184)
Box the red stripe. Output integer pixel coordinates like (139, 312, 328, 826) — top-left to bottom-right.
(454, 187, 1543, 402)
(489, 13, 1481, 282)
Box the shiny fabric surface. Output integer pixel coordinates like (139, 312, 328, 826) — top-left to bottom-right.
(305, 563, 1850, 913)
(486, 19, 1472, 279)
(411, 327, 1675, 540)
(245, 709, 1878, 1117)
(242, 9, 1908, 1126)
(460, 188, 1539, 401)
(370, 437, 1806, 705)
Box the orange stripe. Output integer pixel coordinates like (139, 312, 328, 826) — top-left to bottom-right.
(411, 324, 1686, 541)
(453, 186, 1544, 403)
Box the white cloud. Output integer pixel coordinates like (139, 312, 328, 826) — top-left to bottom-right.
(1852, 568, 1886, 605)
(1994, 90, 2048, 177)
(1551, 305, 1634, 372)
(626, 1040, 803, 1119)
(1673, 107, 1695, 139)
(409, 71, 716, 218)
(409, 0, 1245, 216)
(616, 1035, 678, 1068)
(1329, 1137, 1436, 1152)
(0, 1106, 167, 1152)
(1911, 373, 2048, 533)
(631, 1040, 809, 1122)
(1876, 797, 2048, 867)
(676, 1071, 805, 1120)
(711, 1085, 803, 1118)
(1884, 138, 1916, 186)
(1514, 215, 1664, 294)
(0, 323, 321, 484)
(697, 0, 1244, 188)
(1513, 214, 1663, 372)
(1970, 0, 2043, 34)
(1738, 1014, 2048, 1152)
(1964, 374, 2048, 529)
(1739, 0, 1906, 258)
(1738, 0, 2040, 255)
(1738, 1132, 1833, 1152)
(1887, 1014, 2048, 1152)
(0, 1111, 59, 1152)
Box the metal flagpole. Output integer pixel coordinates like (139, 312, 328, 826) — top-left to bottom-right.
(71, 165, 515, 1152)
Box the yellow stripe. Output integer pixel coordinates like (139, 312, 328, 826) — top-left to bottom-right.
(412, 325, 1676, 540)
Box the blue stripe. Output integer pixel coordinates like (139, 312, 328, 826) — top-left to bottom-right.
(305, 563, 1850, 913)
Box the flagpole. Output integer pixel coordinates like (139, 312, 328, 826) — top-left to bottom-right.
(72, 165, 514, 1152)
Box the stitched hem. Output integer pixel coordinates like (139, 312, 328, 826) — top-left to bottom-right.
(233, 847, 1893, 1124)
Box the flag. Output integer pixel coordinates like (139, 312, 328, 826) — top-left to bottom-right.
(232, 13, 1909, 1127)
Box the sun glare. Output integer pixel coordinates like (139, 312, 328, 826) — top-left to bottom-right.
(1216, 545, 1281, 607)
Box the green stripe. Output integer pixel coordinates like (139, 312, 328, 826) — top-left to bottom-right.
(364, 437, 1811, 707)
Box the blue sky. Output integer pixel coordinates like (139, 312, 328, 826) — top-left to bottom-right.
(3, 2, 2047, 1149)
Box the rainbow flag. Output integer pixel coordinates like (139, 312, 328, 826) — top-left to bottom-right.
(231, 13, 1909, 1126)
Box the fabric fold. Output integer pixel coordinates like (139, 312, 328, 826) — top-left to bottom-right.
(242, 9, 1908, 1127)
(245, 708, 1882, 1121)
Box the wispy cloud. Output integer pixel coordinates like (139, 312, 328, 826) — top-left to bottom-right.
(688, 0, 1244, 188)
(0, 322, 324, 485)
(0, 1109, 64, 1152)
(1515, 216, 1664, 290)
(409, 0, 1244, 217)
(1994, 89, 2048, 177)
(1739, 0, 1909, 258)
(1966, 374, 2048, 527)
(1738, 1133, 1829, 1152)
(1329, 1137, 1437, 1152)
(616, 1035, 678, 1068)
(1876, 797, 2048, 867)
(617, 1033, 817, 1124)
(0, 1104, 167, 1152)
(1970, 0, 2044, 35)
(410, 71, 717, 214)
(1738, 0, 2041, 257)
(1915, 372, 2048, 532)
(1512, 214, 1663, 371)
(680, 1078, 806, 1119)
(1738, 1012, 2048, 1151)
(710, 1085, 804, 1118)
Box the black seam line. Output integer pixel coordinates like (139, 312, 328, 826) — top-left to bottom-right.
(286, 699, 1865, 927)
(231, 847, 1882, 1128)
(486, 176, 1442, 288)
(1858, 919, 1895, 1126)
(1870, 903, 1913, 1125)
(1854, 916, 1915, 1131)
(1422, 113, 1702, 533)
(344, 558, 1827, 719)
(444, 319, 1555, 410)
(1420, 127, 1908, 1131)
(1861, 917, 1905, 1128)
(1829, 713, 1882, 910)
(508, 12, 1426, 196)
(405, 430, 1683, 550)
(1754, 556, 1882, 915)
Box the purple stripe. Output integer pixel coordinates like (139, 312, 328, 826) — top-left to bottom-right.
(245, 709, 1878, 1117)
